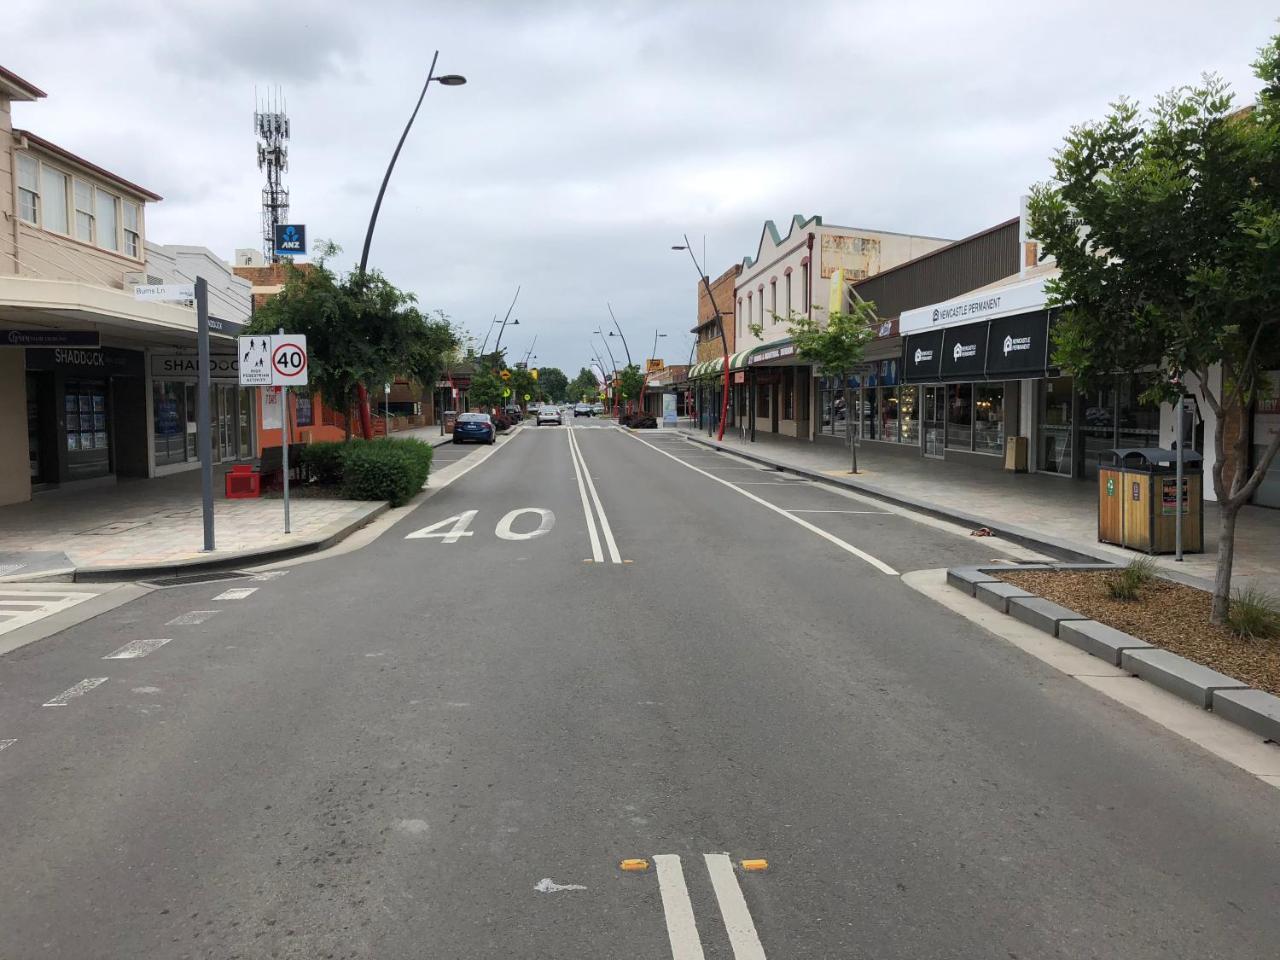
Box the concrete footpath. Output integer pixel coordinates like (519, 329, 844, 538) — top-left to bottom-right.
(676, 424, 1279, 591)
(0, 433, 455, 582)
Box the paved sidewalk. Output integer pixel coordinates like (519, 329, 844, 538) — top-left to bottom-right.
(677, 424, 1280, 591)
(0, 467, 385, 581)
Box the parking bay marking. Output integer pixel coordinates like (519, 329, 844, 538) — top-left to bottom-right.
(212, 587, 258, 600)
(166, 610, 220, 626)
(104, 638, 171, 660)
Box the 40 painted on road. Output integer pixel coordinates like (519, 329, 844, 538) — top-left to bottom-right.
(405, 508, 555, 543)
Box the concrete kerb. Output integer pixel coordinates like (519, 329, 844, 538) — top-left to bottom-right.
(71, 500, 390, 583)
(947, 561, 1280, 746)
(676, 432, 1102, 564)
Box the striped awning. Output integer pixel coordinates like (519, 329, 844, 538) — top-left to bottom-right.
(689, 356, 726, 379)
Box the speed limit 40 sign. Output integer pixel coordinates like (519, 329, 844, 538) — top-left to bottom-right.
(270, 334, 308, 386)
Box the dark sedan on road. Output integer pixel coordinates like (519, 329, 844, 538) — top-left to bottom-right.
(452, 412, 496, 445)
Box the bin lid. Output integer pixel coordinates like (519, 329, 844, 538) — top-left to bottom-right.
(1101, 447, 1203, 469)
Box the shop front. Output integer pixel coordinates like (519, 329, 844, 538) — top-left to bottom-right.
(744, 340, 809, 440)
(25, 345, 148, 489)
(149, 351, 255, 472)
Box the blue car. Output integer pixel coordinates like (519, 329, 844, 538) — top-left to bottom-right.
(452, 412, 496, 445)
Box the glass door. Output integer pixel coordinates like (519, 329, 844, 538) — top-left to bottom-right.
(923, 385, 945, 458)
(238, 387, 253, 458)
(1037, 376, 1074, 476)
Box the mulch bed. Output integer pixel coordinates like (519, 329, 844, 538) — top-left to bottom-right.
(998, 570, 1280, 697)
(260, 482, 344, 500)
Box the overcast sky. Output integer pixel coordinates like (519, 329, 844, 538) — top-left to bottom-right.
(8, 0, 1277, 377)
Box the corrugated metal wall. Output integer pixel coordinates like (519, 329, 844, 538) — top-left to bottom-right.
(851, 218, 1020, 319)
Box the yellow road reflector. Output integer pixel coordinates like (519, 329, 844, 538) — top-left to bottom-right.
(623, 559, 634, 564)
(740, 859, 768, 871)
(619, 858, 650, 872)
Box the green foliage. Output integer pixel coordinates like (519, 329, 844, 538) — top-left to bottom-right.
(1105, 557, 1158, 601)
(616, 363, 644, 401)
(1227, 584, 1280, 641)
(787, 304, 877, 379)
(339, 438, 434, 507)
(568, 367, 600, 401)
(299, 441, 347, 485)
(244, 246, 456, 419)
(536, 366, 569, 402)
(508, 367, 537, 406)
(468, 369, 505, 411)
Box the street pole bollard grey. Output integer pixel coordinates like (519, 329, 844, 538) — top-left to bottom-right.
(1175, 395, 1185, 562)
(196, 277, 215, 552)
(279, 327, 291, 536)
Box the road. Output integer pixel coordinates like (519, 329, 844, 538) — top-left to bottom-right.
(1, 421, 1278, 959)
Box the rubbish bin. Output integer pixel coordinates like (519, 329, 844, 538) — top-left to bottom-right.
(443, 410, 458, 434)
(1098, 447, 1203, 554)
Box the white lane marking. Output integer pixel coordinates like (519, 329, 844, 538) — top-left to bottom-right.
(568, 428, 622, 563)
(629, 434, 898, 576)
(212, 587, 258, 600)
(104, 638, 171, 660)
(250, 570, 290, 581)
(166, 610, 220, 625)
(495, 507, 555, 541)
(567, 429, 604, 562)
(43, 677, 108, 707)
(406, 510, 478, 542)
(533, 877, 587, 893)
(704, 854, 767, 959)
(0, 589, 99, 637)
(0, 739, 15, 752)
(653, 854, 706, 960)
(783, 509, 892, 514)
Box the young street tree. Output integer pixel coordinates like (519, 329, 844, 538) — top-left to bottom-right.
(568, 368, 600, 403)
(616, 364, 645, 415)
(789, 305, 876, 472)
(246, 243, 457, 439)
(1027, 33, 1280, 624)
(535, 366, 569, 403)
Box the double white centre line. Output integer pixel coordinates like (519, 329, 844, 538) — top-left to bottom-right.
(654, 854, 767, 959)
(567, 427, 622, 563)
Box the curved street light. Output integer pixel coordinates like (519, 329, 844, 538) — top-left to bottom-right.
(353, 50, 466, 439)
(673, 234, 730, 441)
(606, 303, 633, 366)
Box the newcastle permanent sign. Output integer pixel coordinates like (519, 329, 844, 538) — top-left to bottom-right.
(900, 277, 1048, 334)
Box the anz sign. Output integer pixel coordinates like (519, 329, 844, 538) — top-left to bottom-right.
(273, 224, 306, 257)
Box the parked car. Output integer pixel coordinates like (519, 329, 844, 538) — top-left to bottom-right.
(573, 403, 593, 418)
(452, 412, 495, 444)
(504, 406, 524, 423)
(591, 403, 605, 415)
(536, 404, 563, 426)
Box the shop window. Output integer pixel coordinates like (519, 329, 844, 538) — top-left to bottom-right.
(95, 189, 119, 251)
(1117, 373, 1160, 450)
(123, 200, 141, 258)
(756, 383, 771, 418)
(801, 263, 809, 314)
(974, 384, 1005, 453)
(782, 370, 794, 419)
(899, 385, 919, 444)
(945, 383, 972, 450)
(880, 386, 900, 442)
(152, 380, 187, 465)
(770, 280, 778, 323)
(1038, 376, 1073, 476)
(296, 389, 314, 427)
(74, 179, 94, 243)
(41, 167, 68, 234)
(17, 154, 39, 224)
(860, 386, 879, 439)
(785, 274, 792, 316)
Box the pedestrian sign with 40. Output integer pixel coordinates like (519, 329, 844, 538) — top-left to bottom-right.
(238, 334, 308, 387)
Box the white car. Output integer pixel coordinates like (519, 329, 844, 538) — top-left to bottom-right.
(536, 405, 563, 426)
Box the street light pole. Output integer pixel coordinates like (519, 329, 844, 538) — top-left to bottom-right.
(477, 314, 499, 355)
(606, 303, 633, 366)
(673, 234, 730, 442)
(354, 51, 466, 440)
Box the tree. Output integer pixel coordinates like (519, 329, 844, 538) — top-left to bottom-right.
(616, 364, 644, 414)
(788, 305, 876, 472)
(468, 369, 504, 412)
(246, 242, 451, 439)
(536, 366, 569, 403)
(404, 308, 460, 399)
(568, 368, 600, 402)
(508, 367, 537, 410)
(1027, 32, 1280, 624)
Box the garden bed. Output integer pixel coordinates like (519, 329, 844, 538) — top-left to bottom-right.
(998, 570, 1280, 697)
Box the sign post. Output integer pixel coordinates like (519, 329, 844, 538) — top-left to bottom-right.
(240, 332, 307, 534)
(136, 279, 213, 551)
(1175, 395, 1195, 562)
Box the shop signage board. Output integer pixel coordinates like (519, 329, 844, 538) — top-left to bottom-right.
(984, 311, 1051, 378)
(900, 277, 1048, 334)
(26, 345, 143, 377)
(261, 388, 283, 429)
(2, 329, 100, 349)
(940, 324, 989, 381)
(903, 330, 944, 382)
(662, 393, 678, 426)
(273, 224, 306, 257)
(152, 353, 239, 378)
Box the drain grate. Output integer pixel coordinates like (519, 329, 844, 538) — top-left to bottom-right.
(140, 571, 252, 589)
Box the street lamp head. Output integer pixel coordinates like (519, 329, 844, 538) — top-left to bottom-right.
(609, 331, 618, 337)
(511, 317, 520, 325)
(657, 332, 668, 337)
(671, 245, 688, 251)
(436, 74, 467, 86)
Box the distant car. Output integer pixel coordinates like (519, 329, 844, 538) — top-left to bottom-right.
(536, 404, 563, 426)
(573, 403, 593, 418)
(452, 412, 495, 445)
(504, 406, 523, 423)
(591, 403, 605, 415)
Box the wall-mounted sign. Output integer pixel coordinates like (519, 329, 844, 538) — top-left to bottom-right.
(749, 342, 797, 365)
(900, 277, 1048, 334)
(133, 284, 195, 302)
(26, 345, 143, 377)
(150, 353, 239, 378)
(903, 330, 944, 383)
(273, 224, 306, 257)
(2, 329, 100, 349)
(940, 323, 989, 381)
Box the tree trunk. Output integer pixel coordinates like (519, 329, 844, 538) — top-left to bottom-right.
(1211, 503, 1238, 624)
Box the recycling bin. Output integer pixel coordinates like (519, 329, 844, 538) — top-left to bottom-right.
(1098, 447, 1203, 554)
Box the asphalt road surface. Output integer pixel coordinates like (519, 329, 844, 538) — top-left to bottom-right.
(1, 422, 1278, 959)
